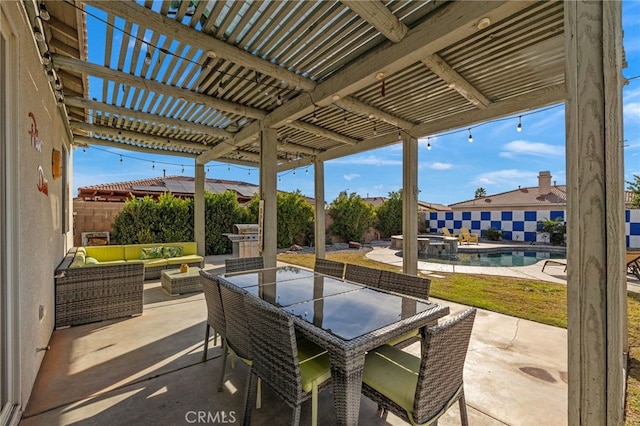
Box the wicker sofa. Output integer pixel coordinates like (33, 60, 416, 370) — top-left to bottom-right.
(54, 242, 204, 328)
(72, 242, 204, 280)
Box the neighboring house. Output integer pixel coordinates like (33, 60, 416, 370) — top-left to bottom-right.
(74, 175, 260, 246)
(449, 171, 635, 211)
(362, 196, 450, 212)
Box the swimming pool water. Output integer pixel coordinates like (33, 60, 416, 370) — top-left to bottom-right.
(420, 250, 566, 267)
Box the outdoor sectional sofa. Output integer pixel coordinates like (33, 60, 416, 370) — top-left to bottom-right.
(54, 242, 204, 328)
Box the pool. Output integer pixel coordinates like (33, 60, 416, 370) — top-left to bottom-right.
(418, 250, 566, 267)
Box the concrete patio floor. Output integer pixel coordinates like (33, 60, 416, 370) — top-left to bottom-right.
(19, 248, 582, 425)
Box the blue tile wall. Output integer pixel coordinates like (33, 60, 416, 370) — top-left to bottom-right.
(428, 209, 640, 247)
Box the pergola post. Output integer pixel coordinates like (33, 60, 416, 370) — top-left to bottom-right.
(260, 127, 278, 268)
(402, 135, 418, 275)
(194, 162, 205, 257)
(314, 159, 326, 259)
(565, 1, 626, 424)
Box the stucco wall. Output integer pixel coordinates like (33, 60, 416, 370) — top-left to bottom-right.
(7, 2, 74, 409)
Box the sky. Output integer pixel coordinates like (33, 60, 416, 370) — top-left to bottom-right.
(73, 2, 640, 207)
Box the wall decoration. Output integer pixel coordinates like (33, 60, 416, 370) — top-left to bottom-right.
(28, 112, 43, 152)
(37, 165, 48, 195)
(52, 148, 61, 179)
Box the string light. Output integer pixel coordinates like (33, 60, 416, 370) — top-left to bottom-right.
(427, 138, 431, 150)
(152, 161, 155, 170)
(373, 123, 377, 136)
(83, 147, 86, 154)
(344, 111, 349, 126)
(278, 176, 282, 182)
(248, 169, 251, 176)
(310, 108, 318, 123)
(398, 129, 402, 140)
(293, 170, 296, 176)
(181, 165, 184, 173)
(207, 166, 210, 173)
(517, 116, 522, 132)
(305, 167, 309, 175)
(468, 129, 473, 143)
(119, 155, 123, 164)
(227, 164, 230, 171)
(33, 26, 45, 42)
(42, 52, 51, 65)
(276, 95, 283, 106)
(145, 51, 152, 66)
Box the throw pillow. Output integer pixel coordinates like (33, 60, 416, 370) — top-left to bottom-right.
(70, 252, 86, 268)
(164, 246, 184, 258)
(140, 246, 164, 260)
(85, 256, 100, 265)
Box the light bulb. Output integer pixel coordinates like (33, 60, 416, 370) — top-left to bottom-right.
(46, 69, 55, 81)
(33, 27, 45, 42)
(276, 95, 283, 106)
(517, 116, 522, 132)
(145, 51, 152, 65)
(310, 110, 318, 123)
(39, 2, 50, 20)
(227, 164, 230, 171)
(120, 155, 123, 164)
(152, 162, 155, 170)
(398, 130, 402, 140)
(293, 170, 296, 176)
(181, 165, 184, 173)
(427, 141, 431, 150)
(373, 124, 377, 136)
(468, 129, 473, 143)
(42, 52, 51, 65)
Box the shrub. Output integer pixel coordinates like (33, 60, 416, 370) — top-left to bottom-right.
(376, 190, 403, 238)
(328, 191, 375, 243)
(484, 227, 502, 241)
(245, 191, 315, 248)
(204, 191, 245, 255)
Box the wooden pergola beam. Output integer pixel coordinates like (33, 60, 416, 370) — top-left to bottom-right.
(71, 122, 209, 153)
(85, 0, 316, 92)
(333, 95, 414, 129)
(65, 97, 231, 139)
(421, 53, 491, 108)
(340, 0, 408, 43)
(72, 136, 198, 159)
(51, 54, 266, 120)
(286, 120, 358, 146)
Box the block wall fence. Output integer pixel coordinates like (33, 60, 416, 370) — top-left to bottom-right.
(428, 209, 640, 248)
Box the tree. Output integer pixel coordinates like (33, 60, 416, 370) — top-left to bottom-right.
(376, 190, 403, 238)
(328, 191, 375, 243)
(475, 187, 487, 198)
(628, 174, 640, 208)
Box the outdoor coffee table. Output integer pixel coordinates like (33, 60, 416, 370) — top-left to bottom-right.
(161, 267, 203, 295)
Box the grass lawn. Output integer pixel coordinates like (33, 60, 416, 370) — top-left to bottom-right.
(277, 251, 640, 423)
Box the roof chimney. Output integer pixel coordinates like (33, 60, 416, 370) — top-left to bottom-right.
(538, 171, 551, 194)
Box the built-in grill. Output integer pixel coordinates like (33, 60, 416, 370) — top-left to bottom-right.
(224, 224, 260, 258)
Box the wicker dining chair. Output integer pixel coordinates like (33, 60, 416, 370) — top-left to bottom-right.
(362, 308, 477, 426)
(379, 270, 432, 349)
(225, 256, 264, 273)
(217, 279, 259, 400)
(378, 270, 431, 299)
(313, 258, 345, 279)
(200, 270, 226, 363)
(344, 263, 382, 287)
(243, 295, 332, 426)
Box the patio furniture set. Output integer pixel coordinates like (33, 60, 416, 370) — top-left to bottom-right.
(201, 256, 476, 425)
(54, 242, 204, 328)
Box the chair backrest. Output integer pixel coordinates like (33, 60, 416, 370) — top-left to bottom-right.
(314, 258, 345, 279)
(200, 270, 226, 337)
(441, 227, 452, 237)
(344, 263, 381, 287)
(413, 308, 476, 424)
(378, 270, 431, 299)
(460, 227, 471, 237)
(245, 295, 302, 405)
(225, 256, 264, 273)
(217, 279, 252, 360)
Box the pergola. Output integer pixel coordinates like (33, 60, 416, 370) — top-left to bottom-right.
(27, 0, 626, 423)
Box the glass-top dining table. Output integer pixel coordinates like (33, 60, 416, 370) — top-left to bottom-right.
(219, 265, 450, 425)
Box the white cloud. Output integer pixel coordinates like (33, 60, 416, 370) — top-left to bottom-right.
(499, 140, 564, 158)
(429, 162, 453, 170)
(343, 173, 360, 181)
(472, 169, 538, 187)
(624, 102, 640, 123)
(332, 155, 402, 166)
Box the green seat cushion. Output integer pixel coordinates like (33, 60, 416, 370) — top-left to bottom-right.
(166, 241, 197, 255)
(363, 344, 420, 414)
(85, 245, 125, 262)
(387, 328, 421, 347)
(141, 258, 168, 268)
(84, 260, 129, 266)
(165, 254, 203, 266)
(140, 246, 164, 260)
(297, 338, 331, 393)
(85, 256, 100, 265)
